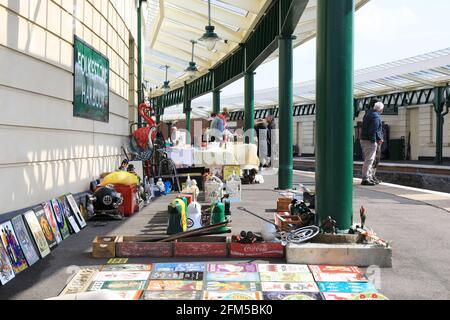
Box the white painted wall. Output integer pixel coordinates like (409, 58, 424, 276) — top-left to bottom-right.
(0, 0, 139, 214)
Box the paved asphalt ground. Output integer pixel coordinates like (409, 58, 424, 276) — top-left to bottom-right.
(1, 170, 450, 300)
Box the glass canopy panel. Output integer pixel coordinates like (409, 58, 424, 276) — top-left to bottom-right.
(207, 0, 249, 17)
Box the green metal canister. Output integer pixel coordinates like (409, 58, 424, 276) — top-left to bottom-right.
(167, 200, 183, 235)
(210, 200, 227, 232)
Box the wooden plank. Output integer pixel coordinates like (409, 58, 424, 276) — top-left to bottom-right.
(174, 242, 228, 257)
(115, 236, 173, 257)
(158, 221, 230, 243)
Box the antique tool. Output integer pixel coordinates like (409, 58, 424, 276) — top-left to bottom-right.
(289, 199, 316, 226)
(88, 185, 124, 221)
(237, 207, 278, 228)
(158, 221, 230, 243)
(321, 216, 337, 234)
(285, 226, 320, 244)
(237, 231, 263, 244)
(360, 206, 367, 229)
(356, 227, 389, 247)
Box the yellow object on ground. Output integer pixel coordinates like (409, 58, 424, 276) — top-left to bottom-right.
(101, 171, 138, 186)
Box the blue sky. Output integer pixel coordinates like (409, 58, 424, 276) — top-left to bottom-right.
(212, 0, 450, 98)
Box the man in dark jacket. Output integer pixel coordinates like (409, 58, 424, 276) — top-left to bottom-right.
(360, 101, 385, 186)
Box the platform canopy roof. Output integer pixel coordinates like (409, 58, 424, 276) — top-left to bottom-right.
(143, 0, 370, 95)
(162, 47, 450, 121)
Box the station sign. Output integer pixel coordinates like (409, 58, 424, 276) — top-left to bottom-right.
(73, 36, 109, 122)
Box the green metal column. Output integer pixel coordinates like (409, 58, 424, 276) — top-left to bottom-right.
(434, 87, 449, 165)
(185, 109, 191, 145)
(156, 101, 161, 127)
(167, 122, 172, 141)
(213, 90, 221, 115)
(278, 35, 294, 190)
(137, 1, 143, 127)
(183, 83, 192, 133)
(316, 0, 355, 230)
(244, 72, 255, 144)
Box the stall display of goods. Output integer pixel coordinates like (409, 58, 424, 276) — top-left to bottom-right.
(56, 263, 388, 300)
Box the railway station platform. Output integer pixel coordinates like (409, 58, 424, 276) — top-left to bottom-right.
(1, 170, 450, 300)
(294, 158, 450, 193)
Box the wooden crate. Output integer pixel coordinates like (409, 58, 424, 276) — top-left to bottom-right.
(277, 197, 292, 212)
(229, 236, 284, 258)
(92, 236, 118, 258)
(115, 236, 173, 257)
(174, 236, 228, 257)
(274, 212, 303, 232)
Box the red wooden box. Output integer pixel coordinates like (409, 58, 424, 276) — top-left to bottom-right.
(114, 184, 138, 217)
(229, 236, 284, 258)
(115, 236, 173, 257)
(174, 236, 228, 257)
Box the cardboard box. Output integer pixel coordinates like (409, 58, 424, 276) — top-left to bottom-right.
(115, 236, 173, 257)
(92, 236, 118, 258)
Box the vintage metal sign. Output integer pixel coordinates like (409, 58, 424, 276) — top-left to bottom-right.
(73, 36, 109, 122)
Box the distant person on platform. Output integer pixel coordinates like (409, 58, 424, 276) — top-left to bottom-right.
(370, 99, 384, 183)
(255, 119, 269, 168)
(170, 126, 178, 145)
(210, 112, 224, 142)
(118, 159, 129, 171)
(360, 101, 385, 186)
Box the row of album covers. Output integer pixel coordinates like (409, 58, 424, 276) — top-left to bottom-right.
(0, 194, 87, 286)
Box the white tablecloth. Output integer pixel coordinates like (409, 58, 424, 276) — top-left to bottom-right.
(167, 143, 259, 169)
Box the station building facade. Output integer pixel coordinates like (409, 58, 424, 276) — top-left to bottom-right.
(293, 105, 450, 161)
(0, 0, 143, 214)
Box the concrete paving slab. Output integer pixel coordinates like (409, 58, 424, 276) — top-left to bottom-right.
(1, 171, 450, 299)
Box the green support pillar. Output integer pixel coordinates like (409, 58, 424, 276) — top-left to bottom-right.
(137, 1, 143, 127)
(167, 122, 172, 141)
(183, 83, 192, 144)
(434, 87, 449, 165)
(316, 0, 355, 230)
(213, 90, 221, 115)
(244, 72, 255, 144)
(185, 108, 191, 133)
(156, 102, 162, 127)
(278, 35, 294, 190)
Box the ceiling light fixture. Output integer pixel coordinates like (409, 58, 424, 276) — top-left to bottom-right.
(199, 0, 221, 51)
(185, 40, 199, 80)
(161, 65, 170, 94)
